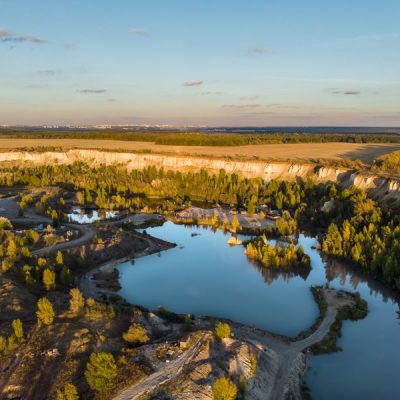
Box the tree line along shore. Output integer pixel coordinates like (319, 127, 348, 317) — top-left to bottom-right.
(0, 159, 396, 399)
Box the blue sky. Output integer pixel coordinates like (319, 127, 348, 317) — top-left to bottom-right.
(1, 0, 399, 126)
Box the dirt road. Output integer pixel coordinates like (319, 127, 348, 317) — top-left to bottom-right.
(0, 197, 96, 255)
(32, 223, 96, 256)
(234, 287, 351, 400)
(110, 288, 357, 400)
(113, 336, 206, 400)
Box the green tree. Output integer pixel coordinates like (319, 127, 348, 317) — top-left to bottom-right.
(12, 319, 23, 340)
(215, 322, 233, 340)
(7, 239, 17, 258)
(51, 209, 59, 227)
(1, 259, 12, 273)
(60, 266, 72, 286)
(36, 297, 55, 325)
(56, 391, 64, 400)
(122, 324, 149, 345)
(56, 250, 64, 266)
(76, 191, 85, 205)
(18, 201, 26, 216)
(69, 288, 85, 315)
(43, 268, 56, 290)
(85, 352, 117, 394)
(0, 217, 12, 230)
(21, 246, 31, 260)
(231, 215, 240, 232)
(247, 201, 256, 215)
(56, 383, 79, 400)
(38, 257, 47, 268)
(6, 335, 17, 351)
(212, 376, 237, 400)
(0, 336, 6, 352)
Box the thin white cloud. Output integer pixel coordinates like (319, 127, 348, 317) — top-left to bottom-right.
(0, 29, 14, 37)
(38, 70, 59, 76)
(353, 32, 400, 42)
(331, 89, 361, 95)
(0, 31, 47, 44)
(129, 28, 146, 35)
(184, 80, 204, 87)
(77, 89, 107, 94)
(201, 91, 223, 96)
(222, 104, 261, 109)
(240, 96, 260, 100)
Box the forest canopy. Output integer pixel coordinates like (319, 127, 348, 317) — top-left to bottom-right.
(1, 162, 399, 291)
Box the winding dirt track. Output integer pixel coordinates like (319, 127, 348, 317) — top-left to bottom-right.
(234, 290, 342, 400)
(113, 337, 206, 400)
(0, 197, 96, 256)
(112, 291, 342, 400)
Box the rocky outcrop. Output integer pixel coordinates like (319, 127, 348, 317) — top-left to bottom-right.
(0, 149, 399, 205)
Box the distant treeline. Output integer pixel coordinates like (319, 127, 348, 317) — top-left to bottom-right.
(1, 130, 400, 146)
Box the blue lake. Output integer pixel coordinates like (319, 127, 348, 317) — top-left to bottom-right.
(118, 221, 400, 400)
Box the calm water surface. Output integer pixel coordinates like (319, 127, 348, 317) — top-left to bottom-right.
(67, 207, 119, 224)
(117, 221, 400, 400)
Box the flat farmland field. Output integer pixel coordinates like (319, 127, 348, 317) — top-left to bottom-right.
(0, 138, 399, 164)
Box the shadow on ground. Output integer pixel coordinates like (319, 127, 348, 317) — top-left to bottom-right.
(338, 144, 400, 164)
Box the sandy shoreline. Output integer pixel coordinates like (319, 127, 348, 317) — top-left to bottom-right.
(79, 231, 176, 301)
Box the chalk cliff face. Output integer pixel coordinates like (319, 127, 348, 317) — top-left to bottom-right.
(0, 149, 399, 204)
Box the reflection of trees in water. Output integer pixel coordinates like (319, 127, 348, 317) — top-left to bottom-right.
(248, 258, 311, 285)
(325, 257, 400, 305)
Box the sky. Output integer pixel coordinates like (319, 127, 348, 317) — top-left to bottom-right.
(0, 0, 400, 126)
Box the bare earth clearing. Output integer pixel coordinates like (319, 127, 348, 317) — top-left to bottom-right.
(1, 138, 400, 163)
(111, 288, 359, 400)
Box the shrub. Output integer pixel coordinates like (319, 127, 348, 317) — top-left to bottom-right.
(1, 260, 12, 273)
(85, 352, 117, 394)
(12, 319, 24, 340)
(0, 217, 12, 230)
(0, 336, 6, 352)
(21, 246, 31, 259)
(215, 322, 233, 340)
(123, 324, 149, 345)
(212, 376, 237, 400)
(56, 383, 79, 400)
(26, 229, 40, 244)
(84, 298, 115, 319)
(6, 335, 18, 351)
(249, 353, 257, 377)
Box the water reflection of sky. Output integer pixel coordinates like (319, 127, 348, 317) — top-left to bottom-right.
(67, 207, 118, 224)
(118, 222, 400, 400)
